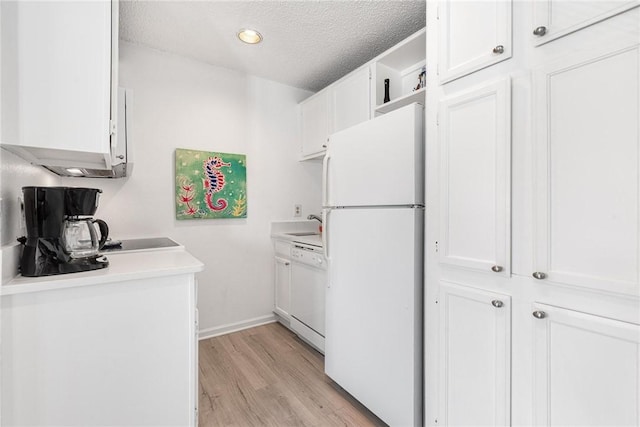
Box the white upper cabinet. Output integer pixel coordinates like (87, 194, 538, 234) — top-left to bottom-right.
(300, 91, 330, 159)
(332, 66, 371, 134)
(532, 43, 640, 296)
(0, 0, 117, 170)
(439, 78, 511, 275)
(438, 0, 512, 83)
(531, 0, 640, 46)
(301, 65, 370, 160)
(299, 28, 425, 160)
(438, 282, 511, 426)
(532, 304, 640, 426)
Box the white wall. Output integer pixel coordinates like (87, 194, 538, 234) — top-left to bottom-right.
(58, 43, 321, 335)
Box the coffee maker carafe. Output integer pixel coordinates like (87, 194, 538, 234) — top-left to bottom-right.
(20, 186, 110, 277)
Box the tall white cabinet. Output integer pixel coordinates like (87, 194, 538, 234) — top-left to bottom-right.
(426, 2, 640, 426)
(438, 78, 511, 275)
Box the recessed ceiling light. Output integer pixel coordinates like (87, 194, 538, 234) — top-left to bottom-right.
(237, 28, 263, 44)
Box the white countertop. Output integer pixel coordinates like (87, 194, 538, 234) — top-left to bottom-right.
(270, 219, 323, 248)
(1, 249, 204, 296)
(271, 232, 322, 247)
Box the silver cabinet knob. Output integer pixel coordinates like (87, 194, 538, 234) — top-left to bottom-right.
(532, 272, 547, 280)
(493, 45, 504, 54)
(533, 26, 547, 36)
(532, 310, 546, 319)
(284, 261, 290, 266)
(491, 265, 503, 273)
(491, 300, 504, 308)
(322, 144, 327, 148)
(116, 155, 125, 160)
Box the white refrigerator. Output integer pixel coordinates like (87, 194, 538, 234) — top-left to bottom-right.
(322, 103, 424, 427)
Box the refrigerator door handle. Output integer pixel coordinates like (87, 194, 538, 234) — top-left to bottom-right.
(322, 153, 331, 207)
(322, 209, 330, 260)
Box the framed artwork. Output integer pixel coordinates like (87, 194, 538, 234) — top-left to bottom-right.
(175, 148, 247, 219)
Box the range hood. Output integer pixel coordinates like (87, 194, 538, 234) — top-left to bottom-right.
(44, 162, 131, 178)
(1, 88, 133, 179)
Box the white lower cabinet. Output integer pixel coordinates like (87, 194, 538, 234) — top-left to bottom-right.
(273, 240, 292, 321)
(1, 273, 198, 426)
(438, 282, 511, 426)
(532, 303, 640, 426)
(274, 256, 292, 319)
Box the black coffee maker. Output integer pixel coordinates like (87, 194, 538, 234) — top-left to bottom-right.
(20, 186, 109, 277)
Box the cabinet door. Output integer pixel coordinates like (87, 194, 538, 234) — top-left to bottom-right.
(532, 44, 640, 295)
(274, 256, 291, 319)
(438, 0, 512, 83)
(438, 282, 511, 426)
(531, 0, 639, 46)
(300, 91, 330, 158)
(1, 1, 112, 158)
(332, 66, 371, 134)
(439, 78, 511, 275)
(532, 303, 640, 426)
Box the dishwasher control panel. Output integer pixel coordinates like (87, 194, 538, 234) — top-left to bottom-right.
(291, 244, 326, 269)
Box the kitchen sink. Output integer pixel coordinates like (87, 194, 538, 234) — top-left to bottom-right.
(285, 232, 319, 236)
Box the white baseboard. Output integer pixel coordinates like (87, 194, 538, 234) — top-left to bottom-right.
(198, 314, 277, 340)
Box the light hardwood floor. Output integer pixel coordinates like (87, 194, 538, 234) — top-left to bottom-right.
(198, 322, 387, 426)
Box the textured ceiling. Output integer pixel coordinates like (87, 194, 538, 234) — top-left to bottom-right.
(119, 1, 426, 92)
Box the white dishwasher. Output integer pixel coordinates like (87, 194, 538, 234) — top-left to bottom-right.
(290, 242, 326, 353)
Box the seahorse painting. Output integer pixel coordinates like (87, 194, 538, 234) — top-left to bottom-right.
(203, 156, 231, 211)
(175, 148, 247, 220)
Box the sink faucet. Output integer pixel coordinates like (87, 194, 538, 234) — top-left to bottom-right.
(307, 214, 322, 224)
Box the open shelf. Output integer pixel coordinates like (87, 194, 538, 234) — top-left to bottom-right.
(375, 87, 425, 114)
(372, 29, 426, 115)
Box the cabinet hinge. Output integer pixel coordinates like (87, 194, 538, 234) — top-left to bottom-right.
(435, 240, 439, 252)
(109, 120, 117, 136)
(436, 113, 439, 126)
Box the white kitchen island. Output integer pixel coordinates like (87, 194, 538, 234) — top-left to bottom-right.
(1, 249, 204, 426)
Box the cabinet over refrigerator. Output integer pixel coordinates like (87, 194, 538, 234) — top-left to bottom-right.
(322, 103, 424, 427)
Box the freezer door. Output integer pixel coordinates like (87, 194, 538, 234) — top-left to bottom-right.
(324, 207, 423, 427)
(323, 103, 424, 208)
